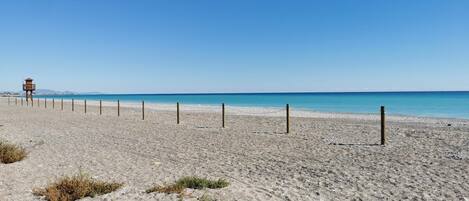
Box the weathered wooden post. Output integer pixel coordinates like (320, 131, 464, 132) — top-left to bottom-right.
(84, 100, 87, 113)
(99, 100, 102, 115)
(117, 100, 120, 117)
(52, 99, 55, 109)
(286, 104, 290, 134)
(45, 98, 47, 108)
(381, 106, 386, 145)
(222, 103, 225, 128)
(142, 101, 145, 120)
(177, 102, 180, 124)
(72, 99, 74, 111)
(61, 99, 63, 110)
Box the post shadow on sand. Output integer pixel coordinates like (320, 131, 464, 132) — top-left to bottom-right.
(329, 142, 382, 146)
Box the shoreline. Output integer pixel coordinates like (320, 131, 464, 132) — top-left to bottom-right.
(3, 97, 469, 123)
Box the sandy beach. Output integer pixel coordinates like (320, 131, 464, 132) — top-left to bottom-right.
(1, 97, 468, 200)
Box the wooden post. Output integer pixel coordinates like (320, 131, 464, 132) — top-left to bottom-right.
(142, 101, 145, 120)
(45, 98, 47, 108)
(286, 104, 290, 134)
(381, 106, 386, 145)
(84, 100, 87, 113)
(117, 100, 120, 117)
(99, 100, 102, 115)
(72, 99, 74, 111)
(222, 103, 225, 128)
(53, 99, 55, 109)
(177, 102, 180, 124)
(61, 99, 63, 110)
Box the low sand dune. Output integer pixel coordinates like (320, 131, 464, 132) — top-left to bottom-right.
(0, 97, 468, 200)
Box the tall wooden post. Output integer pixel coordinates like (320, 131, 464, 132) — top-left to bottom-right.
(177, 102, 180, 124)
(381, 106, 386, 145)
(84, 100, 87, 113)
(61, 99, 63, 110)
(286, 104, 290, 134)
(142, 101, 145, 120)
(99, 100, 102, 115)
(72, 99, 74, 111)
(117, 100, 120, 117)
(52, 99, 55, 109)
(45, 98, 47, 108)
(222, 103, 225, 128)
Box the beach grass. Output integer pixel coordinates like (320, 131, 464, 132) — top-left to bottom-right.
(33, 172, 123, 201)
(146, 176, 229, 195)
(0, 140, 27, 164)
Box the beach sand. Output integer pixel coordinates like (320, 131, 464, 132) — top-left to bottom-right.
(0, 97, 468, 200)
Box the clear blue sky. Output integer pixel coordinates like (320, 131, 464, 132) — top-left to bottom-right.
(1, 0, 468, 93)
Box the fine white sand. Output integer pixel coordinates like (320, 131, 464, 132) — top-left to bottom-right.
(0, 97, 468, 200)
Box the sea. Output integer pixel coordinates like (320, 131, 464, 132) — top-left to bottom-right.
(37, 91, 469, 119)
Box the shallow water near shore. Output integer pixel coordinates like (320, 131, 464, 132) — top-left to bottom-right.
(37, 91, 469, 119)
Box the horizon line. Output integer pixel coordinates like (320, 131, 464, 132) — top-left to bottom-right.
(33, 90, 469, 96)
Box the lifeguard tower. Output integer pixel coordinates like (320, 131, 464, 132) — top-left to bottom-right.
(23, 78, 36, 102)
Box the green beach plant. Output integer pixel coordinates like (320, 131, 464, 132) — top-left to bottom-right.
(146, 176, 229, 196)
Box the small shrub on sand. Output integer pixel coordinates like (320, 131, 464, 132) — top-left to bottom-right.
(146, 176, 229, 195)
(33, 173, 123, 201)
(0, 140, 27, 164)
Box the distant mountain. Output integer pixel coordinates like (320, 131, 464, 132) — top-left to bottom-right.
(34, 89, 75, 95)
(15, 89, 103, 95)
(0, 91, 20, 96)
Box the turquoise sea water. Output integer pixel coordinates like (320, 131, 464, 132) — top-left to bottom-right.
(37, 92, 469, 119)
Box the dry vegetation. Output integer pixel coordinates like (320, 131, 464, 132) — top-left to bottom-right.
(0, 140, 27, 164)
(33, 172, 123, 201)
(146, 176, 229, 196)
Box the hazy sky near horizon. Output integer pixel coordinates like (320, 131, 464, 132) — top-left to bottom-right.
(1, 0, 468, 93)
